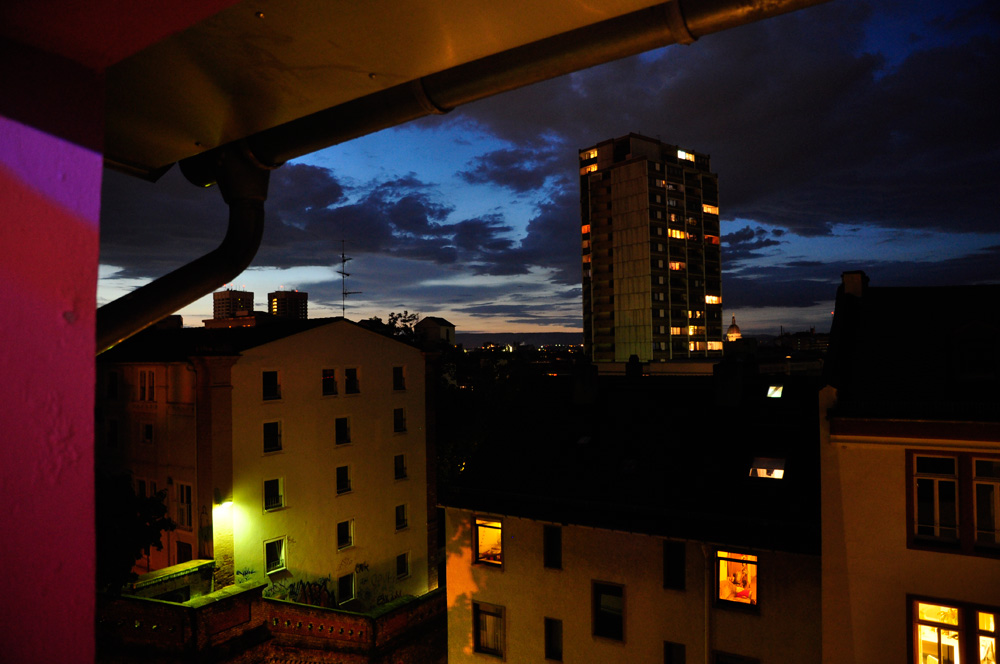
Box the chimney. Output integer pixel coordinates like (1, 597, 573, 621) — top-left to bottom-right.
(841, 271, 869, 297)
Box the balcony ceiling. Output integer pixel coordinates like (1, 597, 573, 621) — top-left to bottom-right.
(2, 0, 668, 172)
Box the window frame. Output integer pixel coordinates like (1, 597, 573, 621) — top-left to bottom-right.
(335, 465, 351, 495)
(908, 595, 998, 664)
(392, 366, 406, 391)
(394, 453, 407, 480)
(545, 617, 563, 661)
(715, 550, 758, 608)
(322, 368, 338, 396)
(262, 370, 281, 401)
(344, 367, 360, 394)
(395, 503, 408, 531)
(337, 518, 354, 550)
(176, 482, 193, 530)
(396, 552, 409, 579)
(263, 477, 284, 511)
(393, 407, 407, 433)
(473, 601, 505, 657)
(264, 536, 286, 574)
(474, 516, 503, 567)
(543, 525, 562, 570)
(592, 580, 625, 642)
(334, 417, 351, 446)
(906, 450, 1000, 558)
(263, 420, 282, 453)
(338, 572, 355, 604)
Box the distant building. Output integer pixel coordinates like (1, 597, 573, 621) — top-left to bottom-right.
(268, 290, 308, 319)
(96, 319, 434, 610)
(204, 311, 277, 328)
(726, 315, 742, 341)
(213, 289, 254, 319)
(579, 133, 723, 363)
(415, 316, 455, 349)
(821, 271, 1000, 664)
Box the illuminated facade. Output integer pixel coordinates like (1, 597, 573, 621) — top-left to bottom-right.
(821, 271, 1000, 664)
(213, 289, 255, 319)
(96, 319, 432, 610)
(580, 134, 723, 362)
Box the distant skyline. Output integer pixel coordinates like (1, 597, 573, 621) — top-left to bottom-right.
(98, 0, 1000, 336)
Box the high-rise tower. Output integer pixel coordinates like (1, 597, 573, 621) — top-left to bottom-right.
(268, 290, 308, 319)
(579, 133, 723, 362)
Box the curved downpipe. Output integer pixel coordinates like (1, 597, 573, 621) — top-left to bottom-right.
(96, 144, 272, 354)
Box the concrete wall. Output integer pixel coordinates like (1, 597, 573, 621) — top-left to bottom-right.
(446, 508, 821, 663)
(231, 321, 429, 610)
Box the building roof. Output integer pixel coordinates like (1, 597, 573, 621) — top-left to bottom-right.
(416, 316, 454, 328)
(441, 369, 822, 554)
(98, 317, 357, 362)
(826, 272, 1000, 421)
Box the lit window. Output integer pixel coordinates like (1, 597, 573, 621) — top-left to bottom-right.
(176, 482, 192, 528)
(689, 310, 704, 319)
(975, 458, 1000, 545)
(393, 366, 406, 391)
(914, 455, 959, 541)
(669, 261, 685, 270)
(396, 552, 409, 579)
(475, 517, 503, 565)
(395, 504, 408, 530)
(750, 458, 785, 479)
(916, 602, 961, 664)
(393, 408, 407, 433)
(583, 255, 591, 263)
(670, 327, 683, 335)
(338, 572, 355, 603)
(593, 582, 625, 640)
(582, 239, 590, 249)
(677, 150, 695, 162)
(580, 164, 598, 175)
(344, 368, 360, 394)
(705, 234, 721, 245)
(263, 421, 282, 452)
(265, 537, 286, 573)
(336, 465, 350, 494)
(703, 204, 719, 215)
(717, 551, 757, 605)
(262, 370, 280, 400)
(669, 229, 687, 240)
(767, 385, 784, 398)
(473, 602, 505, 657)
(707, 341, 723, 350)
(322, 369, 337, 396)
(705, 295, 722, 305)
(979, 611, 996, 664)
(580, 149, 597, 160)
(335, 417, 350, 445)
(337, 519, 353, 549)
(545, 617, 563, 661)
(912, 600, 998, 664)
(394, 454, 407, 480)
(581, 224, 591, 234)
(690, 341, 707, 351)
(264, 478, 284, 509)
(688, 326, 705, 336)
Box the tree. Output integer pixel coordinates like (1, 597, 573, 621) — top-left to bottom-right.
(95, 472, 175, 594)
(359, 311, 419, 344)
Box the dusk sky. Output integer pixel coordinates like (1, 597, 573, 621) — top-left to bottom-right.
(98, 0, 1000, 336)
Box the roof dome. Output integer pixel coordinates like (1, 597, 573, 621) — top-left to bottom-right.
(726, 315, 742, 341)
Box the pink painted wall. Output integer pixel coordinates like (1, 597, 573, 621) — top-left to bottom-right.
(0, 46, 103, 664)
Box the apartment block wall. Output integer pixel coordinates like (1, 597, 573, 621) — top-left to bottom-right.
(446, 508, 821, 663)
(231, 322, 429, 610)
(821, 387, 1000, 663)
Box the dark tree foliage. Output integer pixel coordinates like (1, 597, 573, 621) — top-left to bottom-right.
(359, 311, 419, 344)
(95, 472, 175, 595)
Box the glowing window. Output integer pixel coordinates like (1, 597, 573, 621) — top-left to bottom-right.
(581, 224, 591, 235)
(689, 311, 704, 319)
(475, 517, 503, 566)
(706, 295, 722, 305)
(655, 179, 666, 188)
(583, 255, 591, 263)
(669, 261, 685, 271)
(670, 327, 683, 335)
(689, 341, 707, 351)
(717, 551, 757, 605)
(580, 149, 597, 160)
(688, 326, 705, 336)
(668, 229, 687, 240)
(678, 150, 695, 162)
(750, 458, 785, 479)
(703, 204, 719, 215)
(582, 240, 590, 249)
(707, 341, 723, 350)
(916, 602, 961, 664)
(580, 164, 598, 175)
(705, 235, 721, 245)
(767, 385, 784, 398)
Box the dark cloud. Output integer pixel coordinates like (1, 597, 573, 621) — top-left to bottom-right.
(723, 225, 785, 263)
(458, 147, 564, 193)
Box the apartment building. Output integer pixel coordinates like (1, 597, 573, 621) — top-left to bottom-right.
(96, 318, 431, 610)
(580, 133, 723, 363)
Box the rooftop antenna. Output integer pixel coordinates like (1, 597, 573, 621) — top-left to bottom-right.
(336, 240, 361, 318)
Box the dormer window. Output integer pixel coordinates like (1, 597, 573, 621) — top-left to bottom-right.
(750, 458, 785, 479)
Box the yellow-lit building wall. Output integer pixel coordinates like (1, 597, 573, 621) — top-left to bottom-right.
(610, 160, 653, 362)
(230, 321, 429, 609)
(446, 508, 820, 663)
(820, 386, 1000, 663)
